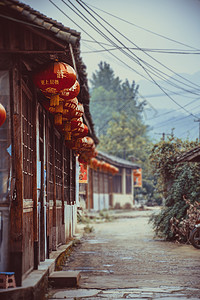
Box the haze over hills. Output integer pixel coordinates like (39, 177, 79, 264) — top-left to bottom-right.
(138, 71, 200, 141)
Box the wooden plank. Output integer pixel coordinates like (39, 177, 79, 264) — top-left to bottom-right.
(9, 63, 23, 286)
(61, 140, 65, 225)
(32, 90, 38, 269)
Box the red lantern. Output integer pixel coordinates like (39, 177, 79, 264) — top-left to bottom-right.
(0, 103, 6, 127)
(63, 98, 78, 119)
(110, 165, 119, 175)
(99, 161, 106, 172)
(65, 137, 85, 151)
(78, 154, 89, 165)
(90, 158, 98, 170)
(33, 61, 76, 93)
(78, 137, 94, 152)
(63, 98, 84, 120)
(64, 117, 84, 140)
(103, 163, 110, 173)
(71, 124, 88, 139)
(60, 80, 80, 101)
(33, 62, 76, 107)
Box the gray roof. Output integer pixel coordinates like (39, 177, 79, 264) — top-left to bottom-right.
(1, 0, 80, 45)
(97, 151, 140, 169)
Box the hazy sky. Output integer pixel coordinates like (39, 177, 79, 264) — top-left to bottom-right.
(21, 0, 200, 139)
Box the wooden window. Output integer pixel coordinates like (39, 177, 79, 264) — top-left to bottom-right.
(113, 167, 122, 193)
(126, 168, 132, 194)
(63, 147, 70, 204)
(47, 122, 54, 201)
(71, 153, 76, 204)
(22, 88, 33, 200)
(104, 173, 109, 194)
(93, 170, 98, 193)
(55, 135, 62, 201)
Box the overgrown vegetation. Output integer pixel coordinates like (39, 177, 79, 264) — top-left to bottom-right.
(149, 135, 200, 241)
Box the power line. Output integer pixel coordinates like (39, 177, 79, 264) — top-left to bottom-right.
(82, 47, 200, 55)
(50, 0, 199, 119)
(74, 0, 200, 116)
(63, 0, 200, 96)
(144, 97, 200, 121)
(78, 0, 200, 91)
(84, 2, 199, 51)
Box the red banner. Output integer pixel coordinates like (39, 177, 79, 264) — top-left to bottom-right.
(79, 163, 88, 183)
(133, 168, 142, 187)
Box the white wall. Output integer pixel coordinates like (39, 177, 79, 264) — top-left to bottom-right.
(93, 193, 109, 211)
(113, 193, 133, 208)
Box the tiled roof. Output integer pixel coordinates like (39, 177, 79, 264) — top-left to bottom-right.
(1, 0, 80, 45)
(177, 146, 200, 163)
(97, 150, 140, 169)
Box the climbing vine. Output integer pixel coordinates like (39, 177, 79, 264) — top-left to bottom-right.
(149, 136, 200, 241)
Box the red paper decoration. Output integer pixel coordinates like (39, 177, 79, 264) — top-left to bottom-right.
(0, 103, 6, 127)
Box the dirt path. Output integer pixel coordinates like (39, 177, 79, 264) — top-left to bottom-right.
(48, 209, 200, 299)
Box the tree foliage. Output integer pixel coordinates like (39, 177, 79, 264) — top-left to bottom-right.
(149, 136, 200, 240)
(90, 61, 142, 136)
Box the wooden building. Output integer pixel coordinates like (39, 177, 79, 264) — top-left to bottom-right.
(80, 151, 140, 211)
(0, 0, 97, 286)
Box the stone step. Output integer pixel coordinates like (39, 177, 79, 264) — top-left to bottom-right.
(48, 271, 81, 288)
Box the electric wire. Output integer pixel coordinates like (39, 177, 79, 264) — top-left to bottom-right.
(78, 0, 200, 92)
(142, 97, 200, 121)
(49, 0, 199, 119)
(82, 47, 200, 55)
(72, 0, 200, 115)
(65, 0, 200, 96)
(55, 0, 200, 99)
(154, 104, 200, 128)
(84, 2, 199, 51)
(178, 124, 198, 139)
(49, 0, 161, 86)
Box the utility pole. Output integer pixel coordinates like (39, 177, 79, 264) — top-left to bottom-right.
(155, 130, 173, 141)
(194, 119, 200, 142)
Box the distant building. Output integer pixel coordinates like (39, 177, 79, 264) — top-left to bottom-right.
(79, 151, 140, 211)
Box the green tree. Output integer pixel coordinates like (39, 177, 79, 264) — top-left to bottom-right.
(90, 61, 121, 92)
(149, 136, 200, 240)
(90, 61, 159, 203)
(90, 61, 141, 135)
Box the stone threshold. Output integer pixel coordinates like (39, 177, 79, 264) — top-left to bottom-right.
(0, 235, 81, 300)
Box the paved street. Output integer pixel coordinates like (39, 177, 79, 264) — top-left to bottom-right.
(47, 209, 200, 299)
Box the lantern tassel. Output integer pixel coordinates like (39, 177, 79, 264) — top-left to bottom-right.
(50, 94, 60, 107)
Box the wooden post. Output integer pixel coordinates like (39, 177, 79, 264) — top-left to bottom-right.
(32, 93, 38, 269)
(9, 64, 23, 286)
(52, 131, 57, 250)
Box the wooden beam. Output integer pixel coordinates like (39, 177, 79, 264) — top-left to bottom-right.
(0, 49, 66, 54)
(9, 62, 23, 286)
(32, 91, 39, 269)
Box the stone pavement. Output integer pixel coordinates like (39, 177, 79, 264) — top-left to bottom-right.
(47, 209, 200, 299)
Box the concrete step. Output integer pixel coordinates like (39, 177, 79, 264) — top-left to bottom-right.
(48, 271, 81, 288)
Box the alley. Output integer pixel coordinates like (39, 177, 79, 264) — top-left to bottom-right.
(48, 209, 200, 299)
